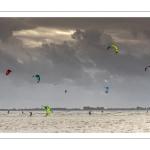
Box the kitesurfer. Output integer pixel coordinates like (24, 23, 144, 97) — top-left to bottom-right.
(89, 111, 91, 115)
(30, 112, 32, 116)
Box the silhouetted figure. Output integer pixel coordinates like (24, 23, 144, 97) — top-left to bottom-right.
(7, 110, 9, 114)
(30, 112, 32, 116)
(89, 111, 91, 115)
(22, 111, 24, 114)
(101, 111, 103, 113)
(147, 111, 148, 113)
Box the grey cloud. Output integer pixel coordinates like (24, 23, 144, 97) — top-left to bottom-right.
(82, 28, 101, 42)
(72, 28, 102, 44)
(70, 28, 149, 81)
(71, 29, 83, 40)
(38, 41, 94, 86)
(24, 18, 150, 33)
(2, 18, 150, 42)
(0, 26, 149, 86)
(1, 18, 150, 108)
(0, 18, 36, 42)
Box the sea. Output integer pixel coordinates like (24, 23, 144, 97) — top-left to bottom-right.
(0, 110, 150, 133)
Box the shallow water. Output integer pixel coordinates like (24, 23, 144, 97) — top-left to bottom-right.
(0, 110, 150, 133)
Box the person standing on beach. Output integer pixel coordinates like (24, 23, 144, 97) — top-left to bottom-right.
(7, 110, 9, 114)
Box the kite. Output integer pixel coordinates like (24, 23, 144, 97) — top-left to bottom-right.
(107, 44, 118, 54)
(105, 87, 109, 93)
(42, 105, 51, 116)
(32, 75, 40, 83)
(6, 69, 12, 75)
(145, 66, 150, 71)
(54, 83, 58, 89)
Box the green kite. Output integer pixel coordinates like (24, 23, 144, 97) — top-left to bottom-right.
(107, 44, 118, 54)
(42, 105, 51, 116)
(33, 75, 40, 83)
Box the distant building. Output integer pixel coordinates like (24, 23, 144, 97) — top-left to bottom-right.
(137, 107, 145, 110)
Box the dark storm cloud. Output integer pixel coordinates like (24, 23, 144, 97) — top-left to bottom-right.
(6, 27, 147, 86)
(37, 41, 94, 86)
(1, 18, 150, 108)
(0, 49, 19, 71)
(0, 38, 94, 87)
(24, 18, 150, 33)
(32, 28, 114, 86)
(69, 28, 150, 81)
(71, 29, 83, 40)
(0, 21, 149, 86)
(0, 18, 36, 42)
(71, 28, 102, 43)
(26, 18, 150, 44)
(2, 18, 150, 42)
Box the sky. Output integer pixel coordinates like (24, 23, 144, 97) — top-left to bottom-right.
(1, 17, 150, 109)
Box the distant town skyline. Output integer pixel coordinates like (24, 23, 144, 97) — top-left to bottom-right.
(1, 106, 150, 111)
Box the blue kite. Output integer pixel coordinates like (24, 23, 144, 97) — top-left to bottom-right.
(105, 87, 109, 93)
